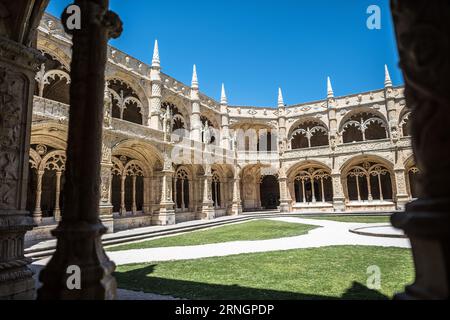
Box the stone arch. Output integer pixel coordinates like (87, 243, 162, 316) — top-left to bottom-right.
(404, 154, 420, 199)
(399, 108, 411, 137)
(37, 39, 72, 70)
(339, 108, 389, 143)
(287, 161, 333, 204)
(341, 155, 395, 202)
(31, 122, 68, 150)
(107, 76, 148, 124)
(162, 94, 191, 131)
(288, 118, 329, 149)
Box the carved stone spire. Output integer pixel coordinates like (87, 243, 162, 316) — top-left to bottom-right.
(152, 39, 160, 68)
(384, 64, 392, 87)
(327, 77, 334, 99)
(278, 87, 285, 108)
(221, 83, 228, 105)
(191, 64, 199, 89)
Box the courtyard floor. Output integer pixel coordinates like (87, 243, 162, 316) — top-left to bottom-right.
(31, 214, 412, 300)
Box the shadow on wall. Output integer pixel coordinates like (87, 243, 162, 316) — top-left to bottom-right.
(114, 265, 389, 300)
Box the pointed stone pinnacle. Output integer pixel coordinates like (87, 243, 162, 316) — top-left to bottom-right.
(221, 83, 227, 105)
(152, 40, 160, 68)
(327, 77, 334, 99)
(384, 64, 392, 87)
(192, 64, 198, 89)
(278, 88, 284, 108)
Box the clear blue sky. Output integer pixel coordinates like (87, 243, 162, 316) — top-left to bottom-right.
(46, 0, 403, 107)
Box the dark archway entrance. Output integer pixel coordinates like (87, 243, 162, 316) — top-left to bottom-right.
(260, 175, 280, 209)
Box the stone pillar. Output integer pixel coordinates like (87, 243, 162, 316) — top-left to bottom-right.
(142, 176, 152, 214)
(99, 136, 114, 232)
(390, 0, 450, 300)
(54, 171, 62, 222)
(33, 170, 44, 224)
(201, 165, 215, 220)
(277, 89, 287, 154)
(220, 84, 230, 149)
(149, 41, 162, 130)
(38, 0, 122, 300)
(156, 170, 175, 225)
(131, 175, 137, 214)
(394, 167, 410, 211)
(0, 3, 46, 297)
(278, 167, 291, 213)
(331, 172, 346, 211)
(190, 65, 202, 142)
(384, 65, 400, 142)
(119, 175, 126, 215)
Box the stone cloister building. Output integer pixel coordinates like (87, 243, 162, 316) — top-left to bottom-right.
(26, 12, 418, 240)
(0, 0, 448, 301)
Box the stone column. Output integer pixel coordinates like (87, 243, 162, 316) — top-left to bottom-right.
(230, 169, 243, 215)
(54, 171, 62, 222)
(394, 167, 410, 210)
(99, 137, 114, 232)
(331, 172, 346, 211)
(142, 176, 152, 214)
(220, 84, 230, 149)
(190, 65, 202, 142)
(33, 170, 45, 224)
(390, 0, 450, 300)
(156, 169, 175, 225)
(149, 40, 162, 130)
(279, 167, 291, 213)
(201, 165, 215, 220)
(119, 175, 126, 215)
(0, 1, 46, 297)
(131, 175, 137, 214)
(38, 0, 122, 300)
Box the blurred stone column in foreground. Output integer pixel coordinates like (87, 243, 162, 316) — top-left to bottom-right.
(390, 0, 450, 299)
(38, 0, 122, 299)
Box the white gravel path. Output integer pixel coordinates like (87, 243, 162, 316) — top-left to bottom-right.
(33, 217, 411, 267)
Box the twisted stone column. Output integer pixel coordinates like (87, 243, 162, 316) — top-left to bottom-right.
(390, 0, 450, 300)
(38, 0, 122, 299)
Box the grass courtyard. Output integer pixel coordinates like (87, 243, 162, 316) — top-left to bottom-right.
(114, 246, 414, 300)
(107, 219, 318, 251)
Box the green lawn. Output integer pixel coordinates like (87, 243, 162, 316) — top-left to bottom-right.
(303, 215, 391, 223)
(107, 220, 318, 252)
(114, 246, 414, 300)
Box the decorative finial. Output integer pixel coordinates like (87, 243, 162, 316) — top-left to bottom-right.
(152, 40, 160, 68)
(278, 88, 285, 108)
(221, 83, 228, 105)
(384, 64, 392, 87)
(327, 77, 334, 99)
(192, 64, 198, 89)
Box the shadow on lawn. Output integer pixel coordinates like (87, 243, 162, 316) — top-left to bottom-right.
(114, 265, 389, 300)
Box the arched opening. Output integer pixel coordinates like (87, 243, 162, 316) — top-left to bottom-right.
(211, 172, 222, 209)
(293, 168, 333, 203)
(35, 52, 70, 104)
(174, 168, 190, 211)
(346, 161, 393, 202)
(108, 79, 143, 125)
(290, 121, 328, 149)
(111, 156, 145, 215)
(342, 112, 388, 143)
(260, 175, 280, 209)
(400, 112, 411, 137)
(201, 115, 217, 144)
